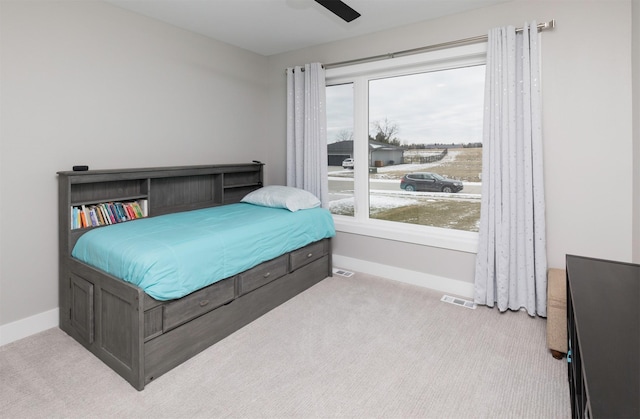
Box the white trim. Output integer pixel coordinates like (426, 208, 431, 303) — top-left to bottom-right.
(335, 216, 479, 253)
(326, 42, 486, 253)
(333, 254, 474, 299)
(0, 308, 59, 347)
(326, 43, 488, 81)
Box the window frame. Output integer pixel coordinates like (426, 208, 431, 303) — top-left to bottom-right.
(326, 43, 487, 254)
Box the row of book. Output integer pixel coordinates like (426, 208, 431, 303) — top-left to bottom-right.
(71, 199, 148, 229)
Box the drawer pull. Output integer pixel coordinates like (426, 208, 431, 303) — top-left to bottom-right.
(307, 253, 313, 258)
(199, 300, 209, 307)
(263, 272, 271, 278)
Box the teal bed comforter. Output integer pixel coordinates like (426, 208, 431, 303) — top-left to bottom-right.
(71, 203, 335, 300)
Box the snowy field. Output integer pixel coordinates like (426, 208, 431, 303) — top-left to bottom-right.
(330, 194, 419, 215)
(327, 149, 482, 231)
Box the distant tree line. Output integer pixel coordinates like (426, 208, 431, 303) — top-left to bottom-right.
(333, 118, 482, 149)
(405, 142, 482, 149)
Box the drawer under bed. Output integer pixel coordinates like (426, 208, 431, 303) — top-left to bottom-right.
(142, 239, 330, 341)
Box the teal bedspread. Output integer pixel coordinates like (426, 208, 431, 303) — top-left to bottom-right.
(71, 203, 335, 300)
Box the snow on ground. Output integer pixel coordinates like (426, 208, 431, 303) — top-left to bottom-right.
(330, 193, 427, 214)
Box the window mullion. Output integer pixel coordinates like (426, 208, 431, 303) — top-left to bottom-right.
(352, 77, 369, 220)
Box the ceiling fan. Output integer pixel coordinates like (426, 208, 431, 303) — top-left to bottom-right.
(314, 0, 361, 22)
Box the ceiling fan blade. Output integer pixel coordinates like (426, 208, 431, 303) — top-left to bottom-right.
(314, 0, 361, 23)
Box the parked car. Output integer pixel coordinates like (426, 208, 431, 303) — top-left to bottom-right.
(400, 172, 463, 193)
(342, 158, 354, 169)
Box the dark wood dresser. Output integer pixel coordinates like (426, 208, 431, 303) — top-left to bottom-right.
(566, 255, 639, 418)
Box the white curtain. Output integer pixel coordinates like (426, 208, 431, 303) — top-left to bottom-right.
(474, 22, 547, 317)
(286, 63, 329, 207)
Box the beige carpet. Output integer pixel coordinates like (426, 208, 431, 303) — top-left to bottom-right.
(0, 272, 570, 418)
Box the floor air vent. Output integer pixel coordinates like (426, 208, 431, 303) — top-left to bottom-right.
(333, 268, 354, 277)
(441, 295, 477, 309)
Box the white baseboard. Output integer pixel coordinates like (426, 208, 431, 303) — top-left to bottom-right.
(0, 308, 59, 347)
(332, 255, 474, 299)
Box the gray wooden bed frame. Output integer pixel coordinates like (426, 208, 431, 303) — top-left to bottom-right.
(58, 163, 332, 390)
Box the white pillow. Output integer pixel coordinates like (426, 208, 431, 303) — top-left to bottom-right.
(241, 185, 321, 212)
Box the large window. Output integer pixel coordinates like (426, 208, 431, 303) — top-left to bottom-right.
(325, 44, 486, 251)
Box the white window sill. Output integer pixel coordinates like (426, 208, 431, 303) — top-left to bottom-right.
(333, 215, 479, 254)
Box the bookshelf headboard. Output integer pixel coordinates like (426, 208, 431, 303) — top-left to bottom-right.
(58, 163, 264, 255)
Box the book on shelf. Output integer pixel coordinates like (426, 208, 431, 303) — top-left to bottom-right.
(88, 207, 99, 227)
(71, 207, 77, 229)
(138, 199, 148, 217)
(94, 206, 105, 226)
(70, 198, 149, 229)
(106, 203, 117, 224)
(97, 204, 110, 225)
(81, 205, 90, 228)
(114, 203, 127, 222)
(130, 201, 144, 218)
(79, 209, 87, 228)
(124, 203, 136, 220)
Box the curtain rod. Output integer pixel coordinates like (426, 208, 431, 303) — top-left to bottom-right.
(289, 20, 554, 73)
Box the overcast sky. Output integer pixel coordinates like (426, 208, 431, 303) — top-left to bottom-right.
(326, 64, 486, 145)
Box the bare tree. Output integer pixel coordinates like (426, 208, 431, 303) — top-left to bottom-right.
(370, 118, 401, 146)
(334, 129, 353, 142)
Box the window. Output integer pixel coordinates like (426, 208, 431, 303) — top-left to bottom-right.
(325, 44, 487, 252)
(326, 82, 355, 216)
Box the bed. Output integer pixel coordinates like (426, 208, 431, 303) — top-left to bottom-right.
(57, 163, 334, 390)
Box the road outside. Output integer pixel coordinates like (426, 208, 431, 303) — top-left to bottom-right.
(328, 148, 482, 232)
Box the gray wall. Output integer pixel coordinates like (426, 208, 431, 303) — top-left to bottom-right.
(267, 1, 636, 285)
(0, 1, 269, 334)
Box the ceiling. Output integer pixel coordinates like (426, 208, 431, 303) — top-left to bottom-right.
(104, 0, 509, 56)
